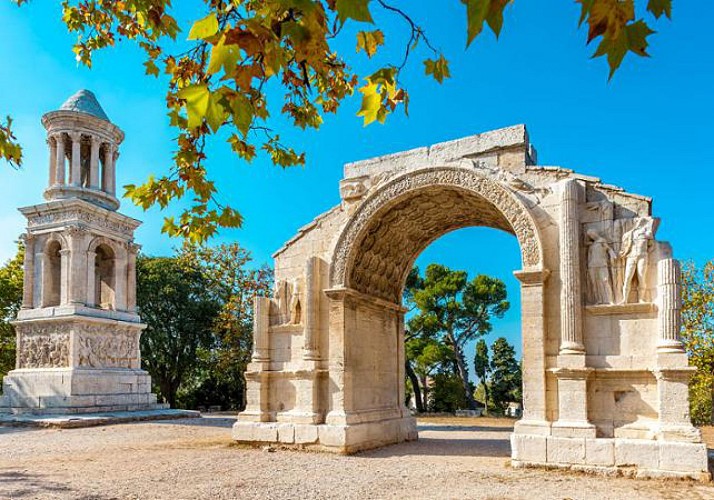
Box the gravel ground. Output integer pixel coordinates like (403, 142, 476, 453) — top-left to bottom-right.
(0, 416, 713, 500)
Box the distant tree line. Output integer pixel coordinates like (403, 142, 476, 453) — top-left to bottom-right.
(1, 246, 712, 422)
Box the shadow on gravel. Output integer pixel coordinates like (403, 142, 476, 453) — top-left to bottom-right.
(0, 426, 42, 435)
(137, 417, 236, 429)
(417, 425, 514, 433)
(360, 436, 511, 459)
(0, 470, 112, 499)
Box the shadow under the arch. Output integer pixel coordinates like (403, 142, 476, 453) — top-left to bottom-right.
(358, 423, 513, 459)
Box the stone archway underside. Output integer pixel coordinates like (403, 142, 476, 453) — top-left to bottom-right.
(331, 167, 543, 304)
(346, 186, 513, 303)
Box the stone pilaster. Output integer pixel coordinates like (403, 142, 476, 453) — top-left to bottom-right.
(59, 248, 70, 306)
(21, 234, 35, 309)
(67, 226, 88, 306)
(126, 243, 139, 312)
(303, 256, 320, 361)
(559, 179, 585, 355)
(513, 269, 551, 432)
(252, 296, 271, 362)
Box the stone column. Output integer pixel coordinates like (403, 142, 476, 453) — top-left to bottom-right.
(104, 143, 116, 195)
(86, 249, 97, 307)
(559, 179, 585, 354)
(67, 226, 88, 306)
(126, 243, 139, 312)
(252, 297, 271, 362)
(55, 134, 66, 185)
(553, 195, 595, 439)
(303, 256, 320, 361)
(324, 289, 351, 426)
(69, 132, 82, 187)
(59, 248, 70, 305)
(48, 136, 57, 187)
(114, 248, 128, 311)
(89, 136, 101, 189)
(34, 249, 44, 307)
(21, 234, 35, 309)
(657, 258, 684, 353)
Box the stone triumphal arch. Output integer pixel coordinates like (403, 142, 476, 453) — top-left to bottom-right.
(233, 125, 708, 479)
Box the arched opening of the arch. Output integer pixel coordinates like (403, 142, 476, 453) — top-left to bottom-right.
(326, 184, 548, 452)
(407, 226, 522, 419)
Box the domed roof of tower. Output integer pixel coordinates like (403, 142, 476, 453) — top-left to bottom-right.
(59, 89, 110, 121)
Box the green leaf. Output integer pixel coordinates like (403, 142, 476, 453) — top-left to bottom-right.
(229, 93, 254, 137)
(647, 0, 671, 19)
(593, 20, 655, 79)
(465, 0, 510, 46)
(205, 94, 229, 133)
(356, 81, 382, 126)
(207, 36, 241, 75)
(177, 84, 210, 129)
(143, 59, 160, 77)
(356, 29, 384, 58)
(424, 55, 451, 83)
(188, 13, 219, 41)
(335, 0, 373, 23)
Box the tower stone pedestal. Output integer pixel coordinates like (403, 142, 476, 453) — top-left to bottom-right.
(0, 90, 164, 414)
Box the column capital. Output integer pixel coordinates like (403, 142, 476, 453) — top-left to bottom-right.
(65, 224, 89, 239)
(67, 131, 83, 141)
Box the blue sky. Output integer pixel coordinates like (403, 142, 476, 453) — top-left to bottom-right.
(1, 2, 712, 365)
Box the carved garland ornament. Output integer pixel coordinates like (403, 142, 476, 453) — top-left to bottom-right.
(331, 167, 543, 289)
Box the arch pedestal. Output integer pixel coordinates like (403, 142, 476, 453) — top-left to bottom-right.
(233, 126, 708, 480)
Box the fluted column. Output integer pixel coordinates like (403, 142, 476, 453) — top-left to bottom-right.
(21, 234, 35, 309)
(559, 179, 585, 354)
(69, 132, 82, 187)
(252, 296, 271, 362)
(55, 134, 66, 185)
(104, 143, 116, 195)
(67, 226, 88, 305)
(657, 258, 684, 352)
(114, 248, 128, 311)
(86, 249, 97, 307)
(48, 136, 57, 188)
(59, 248, 70, 305)
(303, 256, 320, 361)
(89, 136, 101, 189)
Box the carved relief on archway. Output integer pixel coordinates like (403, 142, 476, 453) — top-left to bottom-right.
(330, 167, 543, 303)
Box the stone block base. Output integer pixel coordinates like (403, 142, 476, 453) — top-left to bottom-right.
(232, 415, 418, 454)
(512, 432, 710, 480)
(0, 368, 166, 414)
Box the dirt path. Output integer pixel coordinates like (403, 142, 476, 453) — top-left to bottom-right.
(0, 416, 712, 500)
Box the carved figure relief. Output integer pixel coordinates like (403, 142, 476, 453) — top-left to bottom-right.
(340, 178, 368, 201)
(18, 333, 70, 368)
(271, 278, 303, 325)
(585, 229, 617, 304)
(619, 217, 655, 304)
(289, 278, 302, 325)
(77, 330, 138, 368)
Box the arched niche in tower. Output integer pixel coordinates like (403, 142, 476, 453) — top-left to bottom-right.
(94, 243, 116, 310)
(42, 239, 63, 307)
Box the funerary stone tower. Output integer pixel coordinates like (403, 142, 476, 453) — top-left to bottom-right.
(0, 90, 162, 413)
